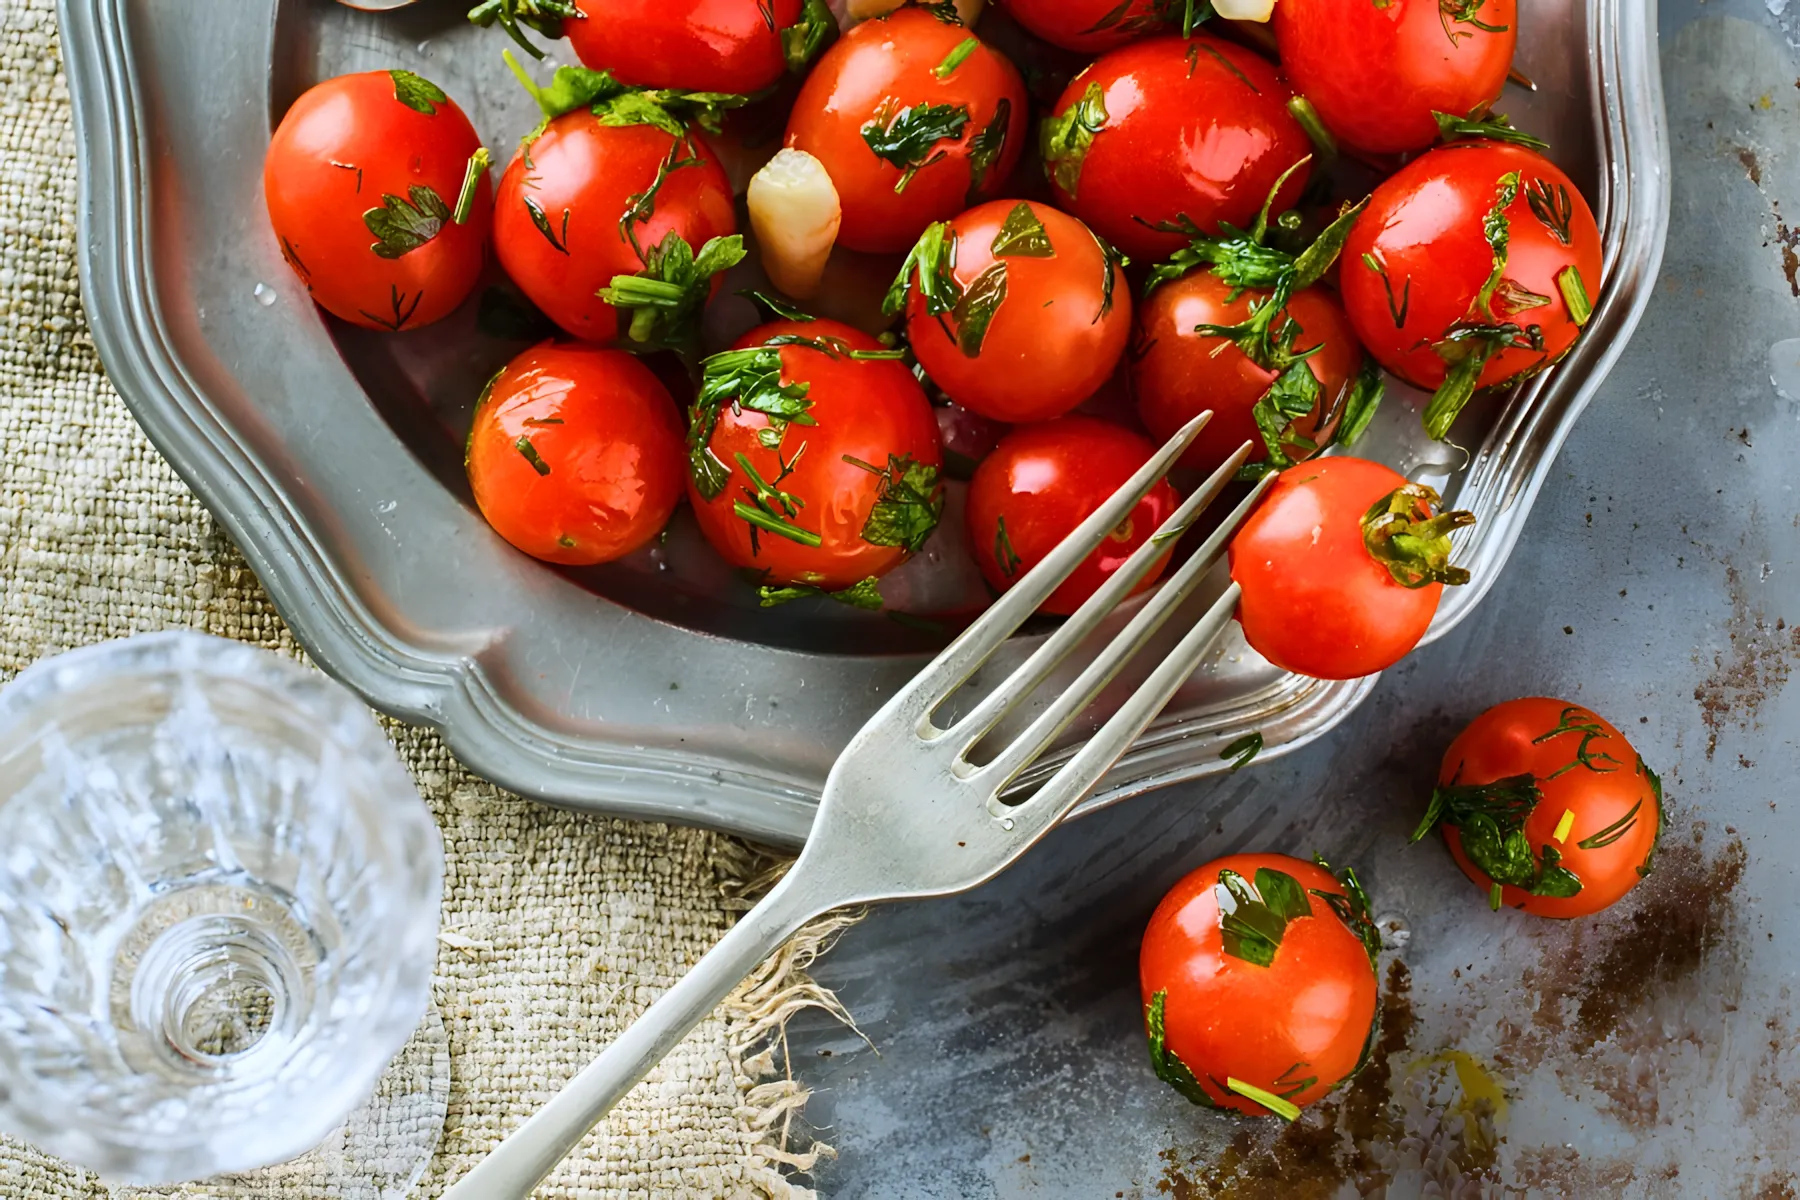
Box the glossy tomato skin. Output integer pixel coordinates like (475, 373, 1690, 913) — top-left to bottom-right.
(966, 417, 1179, 616)
(785, 9, 1028, 253)
(265, 71, 491, 332)
(564, 0, 800, 94)
(996, 0, 1168, 53)
(1133, 273, 1363, 475)
(689, 319, 943, 589)
(904, 201, 1131, 423)
(1044, 37, 1312, 262)
(467, 342, 685, 565)
(1438, 699, 1663, 918)
(1274, 0, 1517, 155)
(1140, 853, 1379, 1115)
(493, 115, 736, 342)
(1341, 142, 1603, 392)
(1229, 457, 1441, 679)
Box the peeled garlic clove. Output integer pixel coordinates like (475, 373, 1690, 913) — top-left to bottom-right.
(748, 148, 842, 301)
(1214, 0, 1276, 20)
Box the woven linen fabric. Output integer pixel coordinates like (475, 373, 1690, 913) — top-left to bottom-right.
(0, 5, 844, 1197)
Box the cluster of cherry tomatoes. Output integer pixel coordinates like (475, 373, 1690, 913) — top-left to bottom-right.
(263, 0, 1605, 684)
(1141, 695, 1664, 1120)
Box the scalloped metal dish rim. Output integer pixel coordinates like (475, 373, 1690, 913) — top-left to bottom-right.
(58, 0, 1668, 848)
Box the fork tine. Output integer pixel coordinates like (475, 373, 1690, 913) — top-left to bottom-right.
(975, 470, 1275, 793)
(1010, 580, 1245, 825)
(906, 410, 1214, 725)
(946, 439, 1254, 749)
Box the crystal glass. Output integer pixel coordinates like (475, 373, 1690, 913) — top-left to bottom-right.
(0, 632, 444, 1184)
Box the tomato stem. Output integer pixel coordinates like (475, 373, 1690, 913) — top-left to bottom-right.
(1360, 483, 1475, 588)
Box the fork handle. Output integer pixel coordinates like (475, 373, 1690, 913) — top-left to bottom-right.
(442, 868, 828, 1200)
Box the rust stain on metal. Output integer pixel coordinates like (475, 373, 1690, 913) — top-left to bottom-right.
(1694, 564, 1800, 759)
(1738, 145, 1764, 185)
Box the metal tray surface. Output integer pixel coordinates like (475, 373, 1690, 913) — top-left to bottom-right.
(60, 0, 1669, 847)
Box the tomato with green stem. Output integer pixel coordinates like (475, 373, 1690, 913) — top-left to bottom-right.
(994, 0, 1201, 53)
(888, 200, 1131, 423)
(265, 70, 492, 332)
(492, 74, 740, 347)
(1140, 853, 1381, 1118)
(467, 0, 835, 90)
(966, 417, 1180, 616)
(1228, 457, 1475, 680)
(1274, 0, 1518, 156)
(466, 341, 686, 565)
(686, 318, 945, 600)
(1132, 172, 1380, 477)
(1412, 698, 1664, 918)
(784, 7, 1028, 254)
(1340, 141, 1603, 441)
(1041, 35, 1312, 262)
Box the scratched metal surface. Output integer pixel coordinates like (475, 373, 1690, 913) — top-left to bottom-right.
(786, 3, 1800, 1195)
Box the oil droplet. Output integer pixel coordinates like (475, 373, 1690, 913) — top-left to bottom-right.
(999, 817, 1014, 831)
(253, 282, 277, 307)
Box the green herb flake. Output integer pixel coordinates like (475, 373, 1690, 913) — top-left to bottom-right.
(1226, 1077, 1300, 1122)
(364, 185, 451, 260)
(358, 284, 424, 332)
(1336, 356, 1386, 447)
(468, 0, 580, 60)
(453, 147, 491, 225)
(739, 289, 817, 322)
(1557, 265, 1594, 327)
(934, 36, 980, 80)
(991, 203, 1054, 258)
(389, 69, 448, 116)
(1220, 731, 1262, 772)
(846, 454, 945, 552)
(1474, 170, 1523, 320)
(523, 196, 570, 255)
(1145, 991, 1223, 1108)
(1439, 0, 1510, 46)
(1411, 771, 1585, 901)
(1041, 82, 1108, 199)
(994, 515, 1023, 578)
(1532, 705, 1624, 777)
(885, 221, 961, 316)
(966, 99, 1012, 202)
(1433, 108, 1549, 151)
(782, 0, 838, 72)
(1576, 800, 1643, 851)
(951, 262, 1009, 356)
(760, 576, 884, 610)
(599, 231, 747, 349)
(1092, 230, 1127, 321)
(1309, 857, 1383, 971)
(1528, 178, 1575, 245)
(862, 100, 971, 193)
(1636, 755, 1666, 878)
(1216, 867, 1312, 968)
(515, 435, 551, 476)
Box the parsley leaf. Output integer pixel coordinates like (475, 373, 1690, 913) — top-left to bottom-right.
(1433, 107, 1549, 151)
(1474, 170, 1523, 320)
(966, 99, 1011, 202)
(991, 202, 1053, 258)
(782, 0, 837, 72)
(1220, 732, 1262, 772)
(849, 454, 944, 552)
(862, 101, 971, 193)
(1145, 991, 1223, 1108)
(467, 0, 579, 59)
(1335, 356, 1386, 448)
(951, 263, 1008, 356)
(504, 51, 749, 134)
(884, 221, 961, 316)
(599, 232, 747, 349)
(1215, 867, 1312, 968)
(1041, 82, 1107, 199)
(364, 185, 451, 259)
(1410, 771, 1584, 901)
(760, 576, 884, 610)
(1309, 857, 1383, 972)
(688, 345, 814, 500)
(389, 70, 448, 116)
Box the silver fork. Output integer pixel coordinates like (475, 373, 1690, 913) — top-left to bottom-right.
(443, 414, 1269, 1199)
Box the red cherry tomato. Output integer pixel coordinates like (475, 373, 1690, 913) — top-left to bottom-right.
(265, 70, 491, 332)
(1228, 457, 1473, 679)
(1274, 0, 1517, 155)
(493, 115, 736, 343)
(467, 342, 686, 565)
(1133, 272, 1363, 476)
(1339, 142, 1603, 437)
(1418, 698, 1665, 918)
(785, 8, 1028, 253)
(563, 0, 802, 94)
(966, 417, 1179, 616)
(896, 200, 1131, 423)
(1140, 853, 1380, 1117)
(995, 0, 1172, 53)
(687, 319, 944, 592)
(1042, 36, 1312, 262)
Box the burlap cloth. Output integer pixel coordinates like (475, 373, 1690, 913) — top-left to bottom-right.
(0, 5, 850, 1197)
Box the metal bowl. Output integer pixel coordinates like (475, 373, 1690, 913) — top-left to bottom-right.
(60, 0, 1669, 846)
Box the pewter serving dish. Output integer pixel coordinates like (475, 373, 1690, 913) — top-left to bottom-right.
(60, 0, 1668, 847)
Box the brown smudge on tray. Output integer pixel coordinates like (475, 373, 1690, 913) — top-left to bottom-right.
(1156, 961, 1419, 1198)
(1739, 145, 1764, 185)
(1513, 1146, 1640, 1193)
(1748, 1173, 1799, 1200)
(1694, 564, 1800, 759)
